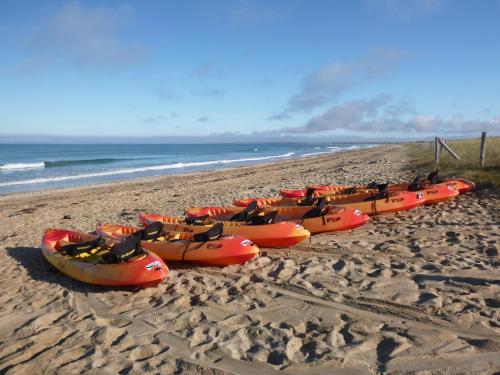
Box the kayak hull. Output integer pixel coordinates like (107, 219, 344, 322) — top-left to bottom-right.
(306, 178, 473, 196)
(96, 224, 259, 266)
(235, 191, 426, 215)
(139, 213, 310, 248)
(184, 206, 370, 234)
(280, 186, 348, 198)
(442, 178, 475, 194)
(319, 184, 458, 205)
(42, 229, 169, 287)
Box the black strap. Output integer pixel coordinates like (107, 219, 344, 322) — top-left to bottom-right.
(181, 240, 211, 261)
(181, 242, 190, 262)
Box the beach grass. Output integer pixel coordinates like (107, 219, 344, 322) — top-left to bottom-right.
(406, 137, 500, 189)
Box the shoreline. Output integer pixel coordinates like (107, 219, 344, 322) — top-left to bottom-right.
(0, 144, 383, 202)
(1, 144, 499, 374)
(0, 143, 379, 197)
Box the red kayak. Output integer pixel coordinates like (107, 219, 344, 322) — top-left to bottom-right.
(96, 223, 260, 266)
(235, 190, 426, 215)
(282, 183, 458, 205)
(185, 204, 369, 234)
(42, 229, 169, 288)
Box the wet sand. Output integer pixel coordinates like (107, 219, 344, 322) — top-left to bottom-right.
(0, 144, 499, 374)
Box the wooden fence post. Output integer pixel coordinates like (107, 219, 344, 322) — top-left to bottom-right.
(439, 138, 460, 160)
(480, 132, 486, 168)
(434, 137, 439, 166)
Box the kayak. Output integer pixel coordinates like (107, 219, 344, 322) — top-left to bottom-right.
(184, 205, 369, 234)
(434, 178, 475, 194)
(139, 213, 310, 248)
(280, 186, 348, 198)
(307, 176, 475, 195)
(42, 229, 169, 288)
(281, 183, 458, 205)
(96, 223, 260, 266)
(234, 191, 426, 215)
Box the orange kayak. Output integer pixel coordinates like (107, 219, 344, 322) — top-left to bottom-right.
(184, 205, 369, 234)
(435, 178, 475, 194)
(280, 186, 348, 198)
(139, 213, 310, 248)
(234, 191, 426, 215)
(307, 178, 474, 195)
(42, 229, 169, 288)
(286, 183, 458, 205)
(96, 223, 259, 266)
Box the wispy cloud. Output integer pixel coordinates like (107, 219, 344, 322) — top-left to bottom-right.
(19, 1, 145, 69)
(271, 49, 406, 118)
(194, 61, 224, 78)
(197, 116, 210, 122)
(267, 94, 500, 135)
(228, 0, 286, 26)
(192, 87, 226, 98)
(368, 0, 447, 20)
(267, 112, 291, 121)
(259, 78, 275, 86)
(142, 115, 166, 124)
(154, 89, 181, 102)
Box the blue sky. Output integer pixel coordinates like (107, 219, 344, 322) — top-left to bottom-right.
(0, 0, 499, 140)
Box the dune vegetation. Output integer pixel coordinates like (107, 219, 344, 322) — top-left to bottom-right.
(406, 136, 500, 188)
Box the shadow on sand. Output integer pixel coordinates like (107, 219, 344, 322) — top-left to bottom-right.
(5, 246, 141, 293)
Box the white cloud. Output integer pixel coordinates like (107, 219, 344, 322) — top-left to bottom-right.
(267, 94, 500, 135)
(273, 49, 406, 117)
(20, 1, 145, 69)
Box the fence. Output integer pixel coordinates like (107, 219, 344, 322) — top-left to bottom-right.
(414, 132, 487, 168)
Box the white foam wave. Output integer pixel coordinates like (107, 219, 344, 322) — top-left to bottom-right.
(0, 162, 45, 171)
(301, 148, 345, 157)
(301, 151, 331, 157)
(0, 152, 295, 187)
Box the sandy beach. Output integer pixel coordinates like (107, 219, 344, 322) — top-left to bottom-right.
(0, 144, 499, 374)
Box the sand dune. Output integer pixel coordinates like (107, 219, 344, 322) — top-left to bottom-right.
(0, 145, 498, 374)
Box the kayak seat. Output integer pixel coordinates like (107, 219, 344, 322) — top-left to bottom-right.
(230, 200, 258, 222)
(302, 197, 327, 220)
(185, 214, 210, 225)
(193, 223, 224, 242)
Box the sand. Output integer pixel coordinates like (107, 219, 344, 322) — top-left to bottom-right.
(0, 144, 498, 374)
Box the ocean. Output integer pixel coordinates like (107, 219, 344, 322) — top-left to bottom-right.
(0, 143, 377, 194)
